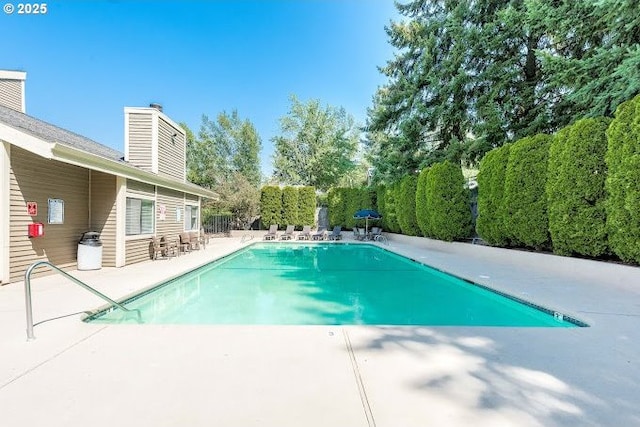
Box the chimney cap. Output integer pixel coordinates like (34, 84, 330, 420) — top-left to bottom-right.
(149, 103, 163, 112)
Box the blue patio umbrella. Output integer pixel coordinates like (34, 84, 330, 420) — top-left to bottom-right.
(353, 209, 382, 236)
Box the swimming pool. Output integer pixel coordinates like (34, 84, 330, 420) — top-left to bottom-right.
(87, 243, 584, 327)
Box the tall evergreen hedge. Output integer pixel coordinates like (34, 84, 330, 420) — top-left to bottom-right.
(476, 144, 511, 246)
(416, 167, 431, 237)
(376, 185, 388, 230)
(260, 186, 282, 229)
(327, 187, 349, 227)
(297, 186, 317, 227)
(547, 118, 610, 256)
(605, 95, 640, 263)
(385, 182, 402, 233)
(397, 175, 420, 236)
(425, 161, 472, 241)
(281, 186, 299, 227)
(345, 188, 374, 230)
(502, 134, 552, 249)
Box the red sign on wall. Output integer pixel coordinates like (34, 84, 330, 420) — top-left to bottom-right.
(27, 202, 37, 216)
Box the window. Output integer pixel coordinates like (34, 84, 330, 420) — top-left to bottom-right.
(126, 197, 154, 235)
(185, 205, 199, 231)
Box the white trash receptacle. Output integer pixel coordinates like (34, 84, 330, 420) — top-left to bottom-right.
(77, 232, 103, 270)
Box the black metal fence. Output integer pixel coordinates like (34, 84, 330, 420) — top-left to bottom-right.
(202, 214, 232, 235)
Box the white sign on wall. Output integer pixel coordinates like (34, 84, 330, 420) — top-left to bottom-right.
(48, 198, 64, 224)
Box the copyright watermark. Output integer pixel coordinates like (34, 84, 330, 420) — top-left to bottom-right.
(4, 3, 48, 14)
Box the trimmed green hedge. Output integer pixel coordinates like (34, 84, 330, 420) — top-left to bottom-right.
(605, 94, 640, 263)
(547, 118, 610, 256)
(376, 185, 388, 230)
(397, 175, 420, 236)
(385, 182, 402, 233)
(476, 144, 511, 246)
(281, 186, 299, 227)
(425, 161, 472, 241)
(260, 186, 282, 229)
(297, 186, 317, 227)
(416, 167, 431, 237)
(327, 187, 345, 227)
(502, 134, 552, 249)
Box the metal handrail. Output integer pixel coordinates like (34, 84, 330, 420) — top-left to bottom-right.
(24, 261, 141, 341)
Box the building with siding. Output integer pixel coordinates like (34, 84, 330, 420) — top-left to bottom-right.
(0, 70, 217, 283)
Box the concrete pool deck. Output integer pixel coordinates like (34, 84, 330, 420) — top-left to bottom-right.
(0, 233, 639, 426)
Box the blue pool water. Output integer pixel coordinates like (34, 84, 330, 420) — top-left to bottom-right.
(87, 243, 583, 327)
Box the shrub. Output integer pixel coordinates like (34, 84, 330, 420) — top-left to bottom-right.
(385, 182, 402, 233)
(281, 186, 299, 227)
(397, 175, 420, 236)
(605, 95, 640, 263)
(416, 167, 431, 237)
(260, 186, 282, 229)
(476, 144, 511, 246)
(376, 185, 388, 230)
(547, 118, 610, 256)
(327, 187, 347, 227)
(425, 161, 473, 241)
(298, 186, 316, 227)
(502, 134, 553, 249)
(345, 188, 374, 230)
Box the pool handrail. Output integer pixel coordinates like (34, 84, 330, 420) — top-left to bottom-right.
(24, 260, 141, 341)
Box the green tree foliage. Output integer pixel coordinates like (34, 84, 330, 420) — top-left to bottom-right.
(538, 1, 640, 119)
(327, 187, 347, 227)
(365, 0, 639, 184)
(260, 186, 282, 229)
(547, 118, 610, 256)
(397, 175, 420, 236)
(345, 188, 374, 230)
(502, 134, 552, 249)
(416, 167, 431, 237)
(297, 186, 317, 227)
(272, 95, 358, 191)
(185, 111, 262, 188)
(476, 145, 511, 246)
(376, 185, 388, 230)
(425, 162, 472, 241)
(605, 95, 640, 263)
(281, 186, 299, 227)
(206, 173, 260, 230)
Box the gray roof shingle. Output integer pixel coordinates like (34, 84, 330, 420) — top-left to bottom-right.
(0, 104, 124, 162)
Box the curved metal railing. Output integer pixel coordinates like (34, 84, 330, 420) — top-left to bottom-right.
(24, 261, 141, 341)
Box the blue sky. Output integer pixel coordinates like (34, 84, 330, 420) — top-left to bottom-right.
(2, 0, 398, 176)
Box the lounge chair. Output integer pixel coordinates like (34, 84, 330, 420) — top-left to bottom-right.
(328, 226, 342, 241)
(312, 228, 327, 240)
(354, 227, 367, 241)
(264, 224, 278, 240)
(297, 225, 312, 240)
(280, 225, 295, 240)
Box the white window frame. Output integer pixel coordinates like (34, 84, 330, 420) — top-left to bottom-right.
(125, 194, 155, 239)
(184, 204, 199, 231)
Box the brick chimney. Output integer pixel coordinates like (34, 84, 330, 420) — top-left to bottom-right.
(0, 70, 27, 113)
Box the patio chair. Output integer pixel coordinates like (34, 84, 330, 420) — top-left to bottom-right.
(354, 227, 367, 241)
(264, 224, 278, 240)
(328, 226, 342, 241)
(297, 225, 312, 240)
(161, 235, 179, 258)
(312, 228, 327, 241)
(151, 236, 168, 260)
(179, 233, 192, 254)
(280, 225, 295, 240)
(370, 227, 382, 240)
(189, 231, 201, 250)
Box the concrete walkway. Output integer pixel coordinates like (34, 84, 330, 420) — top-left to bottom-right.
(0, 234, 639, 426)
